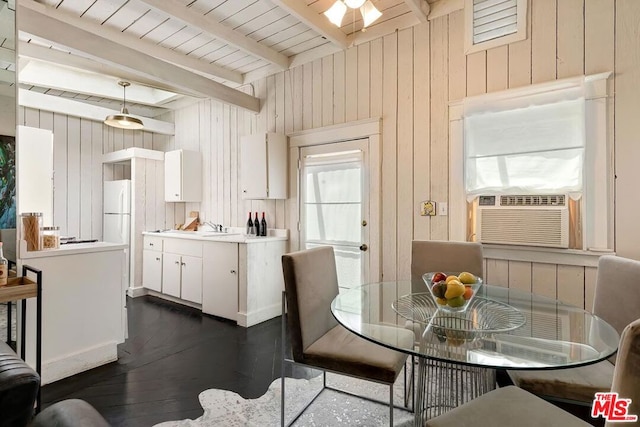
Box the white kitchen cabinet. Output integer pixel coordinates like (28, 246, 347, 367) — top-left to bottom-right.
(180, 255, 203, 304)
(162, 252, 182, 298)
(159, 238, 204, 303)
(142, 249, 162, 292)
(240, 133, 287, 199)
(165, 149, 202, 202)
(202, 242, 238, 321)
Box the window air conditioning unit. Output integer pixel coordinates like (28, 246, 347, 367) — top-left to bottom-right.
(476, 195, 569, 248)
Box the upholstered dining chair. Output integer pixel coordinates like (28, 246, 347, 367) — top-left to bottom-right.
(508, 255, 640, 405)
(410, 240, 484, 294)
(425, 317, 640, 427)
(281, 246, 414, 427)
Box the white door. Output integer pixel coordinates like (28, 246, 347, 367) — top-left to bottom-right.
(240, 134, 268, 199)
(300, 139, 369, 291)
(142, 250, 162, 292)
(202, 242, 239, 321)
(103, 214, 130, 244)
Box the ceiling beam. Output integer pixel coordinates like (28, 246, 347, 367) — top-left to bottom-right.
(19, 0, 242, 85)
(19, 89, 175, 135)
(19, 42, 198, 100)
(428, 0, 464, 21)
(19, 60, 180, 106)
(349, 13, 420, 47)
(403, 0, 430, 22)
(138, 0, 290, 70)
(19, 1, 260, 113)
(269, 0, 350, 49)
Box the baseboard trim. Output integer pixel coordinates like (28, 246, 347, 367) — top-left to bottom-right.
(145, 290, 202, 310)
(127, 287, 149, 298)
(238, 303, 281, 327)
(42, 341, 118, 385)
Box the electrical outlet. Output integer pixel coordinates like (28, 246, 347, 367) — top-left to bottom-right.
(438, 202, 448, 216)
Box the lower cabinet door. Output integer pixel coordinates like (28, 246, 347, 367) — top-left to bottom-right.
(162, 253, 182, 298)
(180, 255, 203, 304)
(202, 242, 238, 320)
(142, 250, 162, 292)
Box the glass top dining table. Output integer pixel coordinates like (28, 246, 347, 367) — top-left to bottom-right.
(331, 281, 619, 370)
(332, 281, 620, 423)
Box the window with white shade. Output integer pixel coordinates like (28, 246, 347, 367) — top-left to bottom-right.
(465, 95, 586, 196)
(448, 73, 613, 253)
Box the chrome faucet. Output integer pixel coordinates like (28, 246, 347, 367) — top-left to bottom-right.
(203, 221, 224, 232)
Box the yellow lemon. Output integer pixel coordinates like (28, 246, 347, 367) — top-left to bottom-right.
(436, 297, 447, 305)
(458, 272, 476, 284)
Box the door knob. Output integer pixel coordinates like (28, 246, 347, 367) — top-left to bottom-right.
(359, 244, 368, 251)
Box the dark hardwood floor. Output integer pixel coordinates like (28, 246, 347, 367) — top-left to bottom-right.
(42, 295, 287, 426)
(41, 295, 602, 427)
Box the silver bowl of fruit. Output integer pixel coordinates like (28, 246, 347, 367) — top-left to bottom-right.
(423, 271, 483, 313)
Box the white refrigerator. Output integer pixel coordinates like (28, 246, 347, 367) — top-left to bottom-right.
(103, 180, 131, 245)
(103, 179, 131, 340)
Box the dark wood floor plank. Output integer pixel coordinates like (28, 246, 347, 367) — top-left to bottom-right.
(41, 295, 286, 425)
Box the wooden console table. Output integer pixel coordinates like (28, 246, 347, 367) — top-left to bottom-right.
(0, 264, 42, 411)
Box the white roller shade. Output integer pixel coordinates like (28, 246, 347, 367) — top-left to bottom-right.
(464, 92, 586, 196)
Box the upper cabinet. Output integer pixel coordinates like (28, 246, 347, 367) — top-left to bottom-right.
(165, 149, 202, 202)
(240, 133, 287, 200)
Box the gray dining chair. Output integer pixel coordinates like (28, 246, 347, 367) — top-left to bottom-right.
(508, 255, 640, 404)
(425, 317, 640, 427)
(281, 246, 414, 427)
(411, 240, 484, 294)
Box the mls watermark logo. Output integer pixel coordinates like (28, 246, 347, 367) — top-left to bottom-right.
(592, 392, 638, 422)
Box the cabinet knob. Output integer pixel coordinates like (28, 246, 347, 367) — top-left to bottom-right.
(181, 262, 186, 266)
(175, 193, 179, 197)
(149, 243, 154, 246)
(243, 190, 247, 193)
(230, 270, 236, 274)
(175, 261, 180, 265)
(155, 257, 160, 261)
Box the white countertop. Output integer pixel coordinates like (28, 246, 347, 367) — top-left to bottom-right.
(142, 228, 288, 243)
(20, 241, 128, 259)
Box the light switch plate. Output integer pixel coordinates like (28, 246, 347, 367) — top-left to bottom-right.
(438, 202, 448, 216)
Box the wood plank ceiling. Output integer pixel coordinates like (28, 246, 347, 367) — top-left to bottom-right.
(16, 0, 434, 115)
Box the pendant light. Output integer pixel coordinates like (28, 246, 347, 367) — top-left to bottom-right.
(104, 81, 144, 130)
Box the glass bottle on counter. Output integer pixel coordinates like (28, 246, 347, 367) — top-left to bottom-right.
(246, 211, 253, 235)
(260, 212, 267, 237)
(0, 242, 7, 286)
(254, 212, 260, 236)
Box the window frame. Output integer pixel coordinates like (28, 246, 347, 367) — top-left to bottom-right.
(448, 72, 614, 256)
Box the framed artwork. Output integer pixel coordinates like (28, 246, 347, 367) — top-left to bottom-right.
(0, 135, 15, 229)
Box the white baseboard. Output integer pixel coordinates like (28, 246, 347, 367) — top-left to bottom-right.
(237, 303, 281, 327)
(127, 286, 148, 298)
(145, 290, 202, 310)
(41, 341, 118, 385)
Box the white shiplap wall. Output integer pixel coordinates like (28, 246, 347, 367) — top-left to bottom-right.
(163, 1, 639, 310)
(4, 2, 634, 315)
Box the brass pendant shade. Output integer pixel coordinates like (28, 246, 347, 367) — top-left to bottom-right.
(104, 81, 144, 130)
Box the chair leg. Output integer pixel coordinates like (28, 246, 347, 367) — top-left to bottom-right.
(389, 383, 394, 427)
(281, 291, 286, 427)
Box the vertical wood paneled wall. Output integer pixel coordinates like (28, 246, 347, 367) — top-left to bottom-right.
(169, 1, 637, 310)
(484, 259, 598, 312)
(19, 106, 173, 239)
